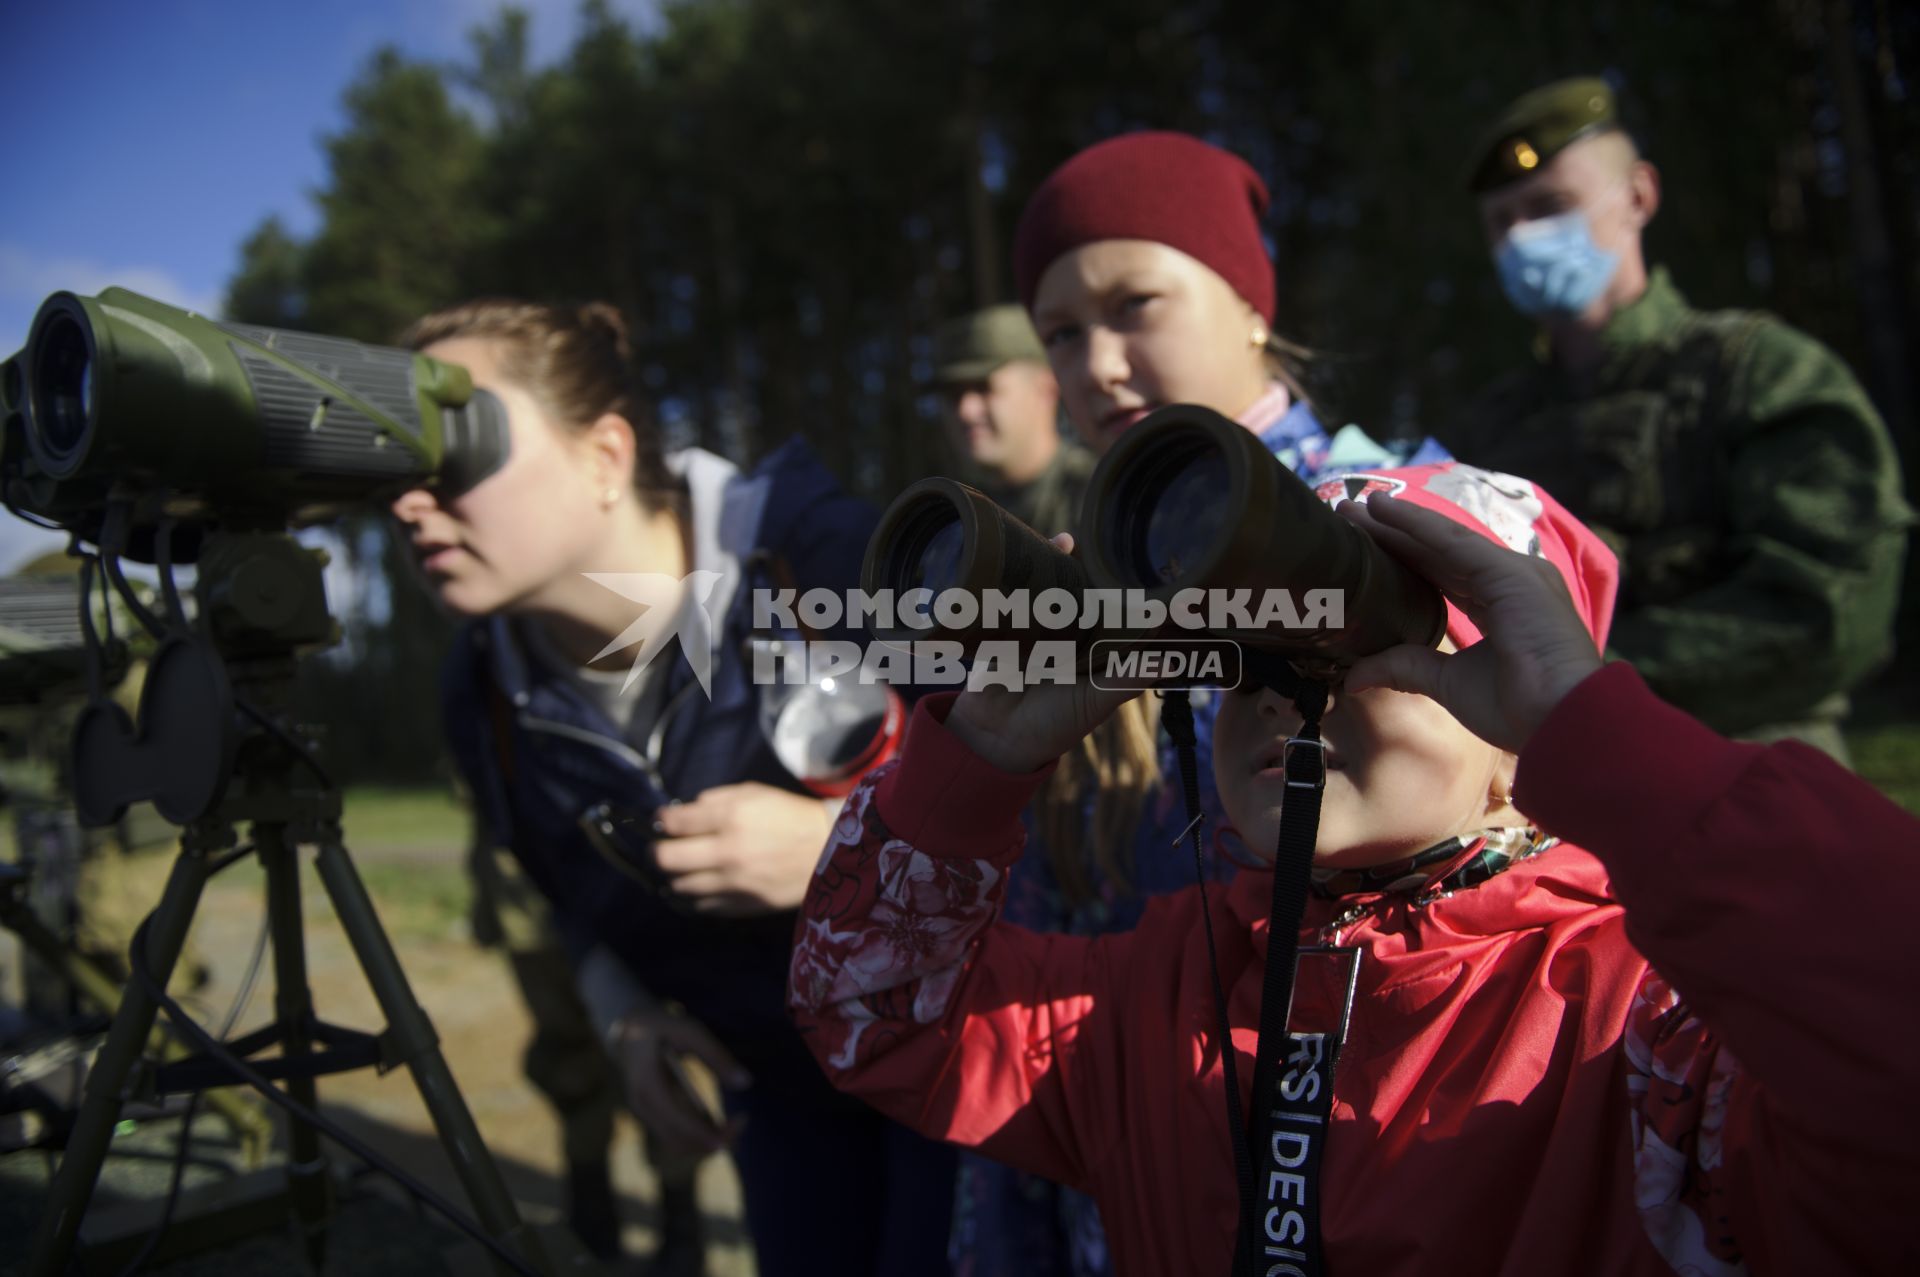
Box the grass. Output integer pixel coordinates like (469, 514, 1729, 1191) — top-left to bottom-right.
(344, 857, 474, 941)
(328, 786, 477, 939)
(1848, 722, 1920, 815)
(339, 785, 471, 850)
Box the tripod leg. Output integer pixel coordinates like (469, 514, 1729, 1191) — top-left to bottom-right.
(0, 896, 276, 1167)
(310, 831, 549, 1276)
(28, 843, 214, 1277)
(259, 823, 333, 1266)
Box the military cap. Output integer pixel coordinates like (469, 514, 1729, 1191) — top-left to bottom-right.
(1466, 76, 1619, 193)
(933, 304, 1049, 385)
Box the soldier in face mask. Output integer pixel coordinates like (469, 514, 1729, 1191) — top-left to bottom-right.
(1442, 76, 1912, 760)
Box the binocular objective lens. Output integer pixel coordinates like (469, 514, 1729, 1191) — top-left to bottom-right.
(1135, 447, 1229, 585)
(908, 517, 965, 595)
(32, 314, 94, 460)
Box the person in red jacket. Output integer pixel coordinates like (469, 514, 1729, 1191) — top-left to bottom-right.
(787, 461, 1919, 1276)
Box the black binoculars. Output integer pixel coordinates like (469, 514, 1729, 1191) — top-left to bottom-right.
(861, 404, 1445, 679)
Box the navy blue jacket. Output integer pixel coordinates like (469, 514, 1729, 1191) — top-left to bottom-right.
(441, 437, 878, 1089)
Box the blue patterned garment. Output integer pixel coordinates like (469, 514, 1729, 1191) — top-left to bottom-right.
(949, 394, 1449, 1277)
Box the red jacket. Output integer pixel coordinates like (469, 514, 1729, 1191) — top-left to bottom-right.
(789, 664, 1920, 1275)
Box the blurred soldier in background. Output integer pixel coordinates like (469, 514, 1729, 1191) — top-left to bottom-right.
(1444, 76, 1912, 760)
(932, 303, 1093, 537)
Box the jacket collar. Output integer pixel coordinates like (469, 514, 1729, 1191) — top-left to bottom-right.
(1599, 264, 1686, 351)
(1253, 397, 1332, 460)
(1226, 840, 1616, 952)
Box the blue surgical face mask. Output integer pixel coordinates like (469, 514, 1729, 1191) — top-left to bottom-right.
(1493, 210, 1621, 319)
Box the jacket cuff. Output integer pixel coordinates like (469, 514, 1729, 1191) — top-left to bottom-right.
(874, 693, 1056, 862)
(1515, 662, 1758, 848)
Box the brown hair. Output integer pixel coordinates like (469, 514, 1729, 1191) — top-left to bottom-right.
(399, 299, 685, 516)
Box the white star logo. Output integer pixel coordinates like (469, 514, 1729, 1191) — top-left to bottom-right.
(581, 570, 727, 697)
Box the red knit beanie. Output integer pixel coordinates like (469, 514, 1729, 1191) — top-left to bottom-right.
(1013, 131, 1276, 322)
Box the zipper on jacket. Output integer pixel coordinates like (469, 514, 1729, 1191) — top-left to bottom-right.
(517, 712, 660, 785)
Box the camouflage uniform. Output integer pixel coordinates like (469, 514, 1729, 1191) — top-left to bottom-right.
(977, 441, 1096, 541)
(1444, 267, 1911, 754)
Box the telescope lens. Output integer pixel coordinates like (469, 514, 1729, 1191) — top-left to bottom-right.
(31, 312, 94, 463)
(1130, 446, 1229, 585)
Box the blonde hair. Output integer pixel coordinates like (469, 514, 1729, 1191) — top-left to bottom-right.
(1035, 695, 1163, 903)
(400, 299, 685, 517)
(1262, 332, 1317, 406)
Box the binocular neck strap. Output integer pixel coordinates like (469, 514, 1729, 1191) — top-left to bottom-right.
(1161, 682, 1332, 1277)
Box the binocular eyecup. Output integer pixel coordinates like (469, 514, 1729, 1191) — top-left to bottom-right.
(863, 404, 1445, 681)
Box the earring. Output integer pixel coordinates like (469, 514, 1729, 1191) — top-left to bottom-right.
(602, 487, 621, 508)
(1250, 327, 1268, 348)
(1491, 788, 1513, 807)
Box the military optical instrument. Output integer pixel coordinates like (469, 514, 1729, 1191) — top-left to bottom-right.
(864, 404, 1445, 670)
(1, 288, 509, 557)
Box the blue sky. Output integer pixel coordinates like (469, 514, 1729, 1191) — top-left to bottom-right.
(0, 0, 658, 569)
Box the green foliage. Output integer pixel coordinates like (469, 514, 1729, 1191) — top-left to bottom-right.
(1849, 723, 1920, 816)
(226, 0, 1920, 781)
(301, 47, 492, 342)
(341, 785, 472, 849)
(223, 215, 306, 327)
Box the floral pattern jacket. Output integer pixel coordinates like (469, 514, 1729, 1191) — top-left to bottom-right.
(791, 664, 1919, 1276)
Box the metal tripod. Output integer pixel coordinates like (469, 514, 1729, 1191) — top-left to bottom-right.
(27, 530, 548, 1276)
(0, 858, 276, 1167)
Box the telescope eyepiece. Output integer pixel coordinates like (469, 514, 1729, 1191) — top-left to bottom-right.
(433, 387, 511, 499)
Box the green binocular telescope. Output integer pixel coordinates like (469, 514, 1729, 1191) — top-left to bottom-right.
(862, 404, 1445, 673)
(1, 288, 509, 555)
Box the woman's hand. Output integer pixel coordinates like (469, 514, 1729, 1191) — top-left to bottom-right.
(653, 782, 839, 915)
(942, 533, 1140, 773)
(1338, 494, 1604, 754)
(605, 1007, 747, 1159)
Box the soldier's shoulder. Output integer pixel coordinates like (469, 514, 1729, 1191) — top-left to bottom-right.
(1693, 304, 1877, 422)
(1687, 303, 1844, 377)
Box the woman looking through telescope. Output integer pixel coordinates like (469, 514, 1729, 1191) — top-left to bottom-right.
(389, 299, 952, 1276)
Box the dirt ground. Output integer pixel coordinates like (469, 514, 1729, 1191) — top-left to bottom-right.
(0, 829, 755, 1276)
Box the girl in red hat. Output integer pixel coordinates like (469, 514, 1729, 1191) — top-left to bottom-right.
(1014, 130, 1449, 478)
(955, 130, 1455, 1275)
(788, 461, 1918, 1276)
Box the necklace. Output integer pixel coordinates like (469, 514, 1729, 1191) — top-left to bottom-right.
(1316, 827, 1558, 945)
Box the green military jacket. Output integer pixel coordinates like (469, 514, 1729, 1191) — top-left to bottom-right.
(977, 441, 1097, 540)
(1443, 267, 1911, 738)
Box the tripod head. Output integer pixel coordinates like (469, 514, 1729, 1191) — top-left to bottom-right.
(70, 524, 341, 837)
